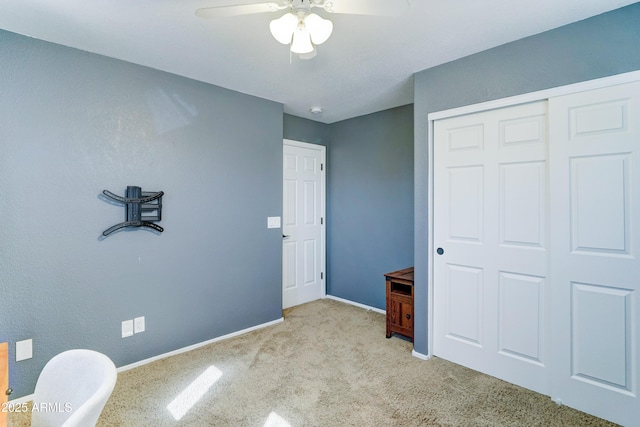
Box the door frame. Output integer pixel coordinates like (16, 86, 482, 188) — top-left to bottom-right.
(426, 69, 640, 360)
(282, 139, 327, 305)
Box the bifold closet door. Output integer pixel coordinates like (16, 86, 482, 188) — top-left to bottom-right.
(549, 81, 640, 426)
(433, 101, 550, 395)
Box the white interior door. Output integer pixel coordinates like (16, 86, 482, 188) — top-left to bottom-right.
(282, 140, 326, 309)
(549, 81, 640, 426)
(433, 101, 550, 395)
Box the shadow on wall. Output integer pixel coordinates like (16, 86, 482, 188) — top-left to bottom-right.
(146, 87, 199, 135)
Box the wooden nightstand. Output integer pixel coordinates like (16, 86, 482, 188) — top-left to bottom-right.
(385, 267, 414, 341)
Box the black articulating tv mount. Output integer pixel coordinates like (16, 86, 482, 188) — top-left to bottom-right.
(102, 186, 164, 236)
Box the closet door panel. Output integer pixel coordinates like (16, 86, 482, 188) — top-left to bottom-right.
(434, 101, 549, 395)
(549, 81, 640, 427)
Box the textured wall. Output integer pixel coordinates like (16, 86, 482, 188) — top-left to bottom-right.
(0, 30, 283, 397)
(412, 3, 640, 355)
(283, 114, 328, 146)
(326, 105, 414, 308)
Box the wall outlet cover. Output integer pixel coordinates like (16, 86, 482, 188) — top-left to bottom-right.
(134, 316, 145, 334)
(16, 339, 33, 361)
(267, 216, 281, 229)
(122, 320, 134, 338)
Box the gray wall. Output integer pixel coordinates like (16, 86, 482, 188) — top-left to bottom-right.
(0, 30, 284, 397)
(326, 105, 414, 308)
(413, 3, 640, 355)
(283, 114, 328, 146)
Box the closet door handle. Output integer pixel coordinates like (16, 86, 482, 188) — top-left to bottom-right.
(437, 247, 444, 255)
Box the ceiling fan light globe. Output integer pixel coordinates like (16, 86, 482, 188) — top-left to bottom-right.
(305, 13, 333, 45)
(269, 12, 297, 44)
(291, 27, 314, 54)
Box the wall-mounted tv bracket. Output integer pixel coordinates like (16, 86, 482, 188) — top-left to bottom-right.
(102, 186, 164, 236)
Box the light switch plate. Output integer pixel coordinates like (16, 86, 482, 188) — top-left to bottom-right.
(122, 320, 134, 338)
(16, 339, 33, 361)
(134, 316, 145, 334)
(267, 216, 281, 229)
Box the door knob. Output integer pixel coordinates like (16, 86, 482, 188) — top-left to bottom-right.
(282, 234, 291, 238)
(437, 247, 444, 255)
(6, 388, 12, 396)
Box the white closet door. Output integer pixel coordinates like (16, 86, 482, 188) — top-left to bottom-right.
(433, 101, 550, 394)
(549, 81, 640, 426)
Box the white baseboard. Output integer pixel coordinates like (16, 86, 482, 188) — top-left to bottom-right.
(10, 317, 284, 402)
(118, 317, 284, 372)
(324, 295, 385, 314)
(412, 349, 431, 360)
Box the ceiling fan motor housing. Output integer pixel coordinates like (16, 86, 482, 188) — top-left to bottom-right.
(291, 0, 333, 14)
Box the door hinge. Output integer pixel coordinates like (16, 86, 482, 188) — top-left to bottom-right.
(321, 272, 324, 280)
(321, 163, 324, 171)
(321, 217, 323, 225)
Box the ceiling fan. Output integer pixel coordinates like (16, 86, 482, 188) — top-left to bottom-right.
(196, 0, 409, 59)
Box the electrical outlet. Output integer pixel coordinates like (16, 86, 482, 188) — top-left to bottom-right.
(122, 320, 134, 338)
(16, 339, 33, 361)
(134, 316, 145, 334)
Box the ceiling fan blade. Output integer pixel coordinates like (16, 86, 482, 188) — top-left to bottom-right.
(322, 0, 409, 16)
(196, 2, 282, 18)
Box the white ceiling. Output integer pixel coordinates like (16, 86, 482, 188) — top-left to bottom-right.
(0, 0, 636, 123)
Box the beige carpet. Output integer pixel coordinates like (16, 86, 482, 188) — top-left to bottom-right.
(10, 299, 616, 426)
